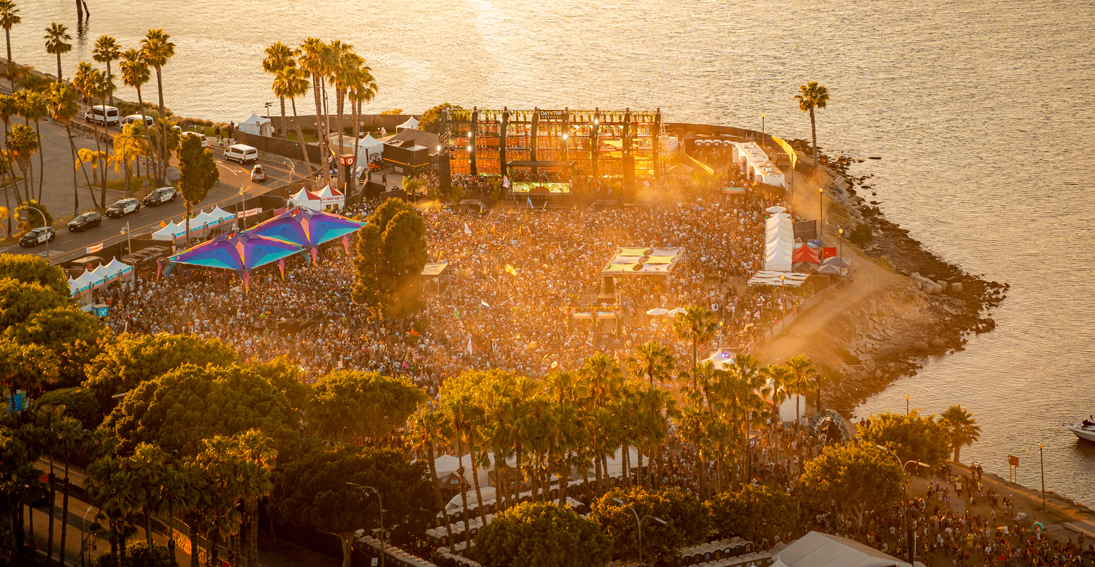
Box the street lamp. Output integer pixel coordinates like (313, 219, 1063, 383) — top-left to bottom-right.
(79, 505, 93, 567)
(239, 186, 249, 230)
(347, 482, 385, 567)
(838, 228, 844, 279)
(611, 497, 667, 565)
(876, 445, 929, 564)
(818, 187, 824, 241)
(19, 205, 50, 259)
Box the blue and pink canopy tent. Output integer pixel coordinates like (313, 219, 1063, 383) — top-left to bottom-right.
(161, 230, 303, 290)
(245, 206, 364, 263)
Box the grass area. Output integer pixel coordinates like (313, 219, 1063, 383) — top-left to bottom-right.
(83, 174, 156, 198)
(286, 132, 320, 144)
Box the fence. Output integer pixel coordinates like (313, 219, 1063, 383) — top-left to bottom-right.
(757, 277, 851, 345)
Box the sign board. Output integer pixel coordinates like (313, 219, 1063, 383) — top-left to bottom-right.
(7, 392, 24, 413)
(1008, 455, 1019, 467)
(371, 559, 378, 567)
(86, 243, 104, 254)
(93, 303, 109, 318)
(339, 155, 356, 166)
(237, 207, 263, 218)
(537, 109, 565, 120)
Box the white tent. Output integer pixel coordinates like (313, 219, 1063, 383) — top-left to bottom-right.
(396, 116, 419, 131)
(357, 134, 383, 163)
(289, 188, 324, 211)
(152, 220, 186, 242)
(765, 212, 795, 272)
(68, 270, 96, 296)
(315, 185, 345, 210)
(207, 206, 236, 225)
(433, 455, 461, 478)
(101, 258, 134, 281)
(774, 531, 914, 567)
(238, 113, 272, 137)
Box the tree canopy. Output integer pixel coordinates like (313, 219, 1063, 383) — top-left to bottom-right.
(476, 501, 612, 567)
(706, 484, 798, 544)
(859, 410, 950, 469)
(83, 333, 238, 418)
(798, 441, 903, 528)
(35, 386, 100, 429)
(271, 446, 436, 567)
(351, 198, 428, 318)
(307, 370, 425, 445)
(0, 254, 69, 298)
(11, 306, 108, 387)
(418, 103, 462, 134)
(0, 277, 67, 333)
(590, 488, 707, 562)
(102, 363, 296, 457)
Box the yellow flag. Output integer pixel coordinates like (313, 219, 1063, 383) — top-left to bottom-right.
(505, 264, 518, 277)
(160, 220, 167, 228)
(772, 135, 798, 169)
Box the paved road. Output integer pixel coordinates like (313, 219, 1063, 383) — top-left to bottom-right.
(2, 116, 303, 261)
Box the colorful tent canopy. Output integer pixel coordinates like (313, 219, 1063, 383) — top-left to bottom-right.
(792, 245, 821, 264)
(169, 230, 303, 289)
(245, 206, 363, 258)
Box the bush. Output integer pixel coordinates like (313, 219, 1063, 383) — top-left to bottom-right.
(17, 199, 52, 231)
(35, 387, 101, 429)
(706, 484, 798, 544)
(850, 223, 873, 245)
(93, 542, 173, 567)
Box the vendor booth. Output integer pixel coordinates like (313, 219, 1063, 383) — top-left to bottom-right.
(288, 187, 324, 211)
(315, 184, 345, 211)
(238, 112, 273, 137)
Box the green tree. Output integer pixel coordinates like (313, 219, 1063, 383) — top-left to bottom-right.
(672, 305, 717, 385)
(85, 454, 139, 567)
(249, 356, 310, 425)
(0, 277, 66, 334)
(83, 333, 238, 418)
(938, 405, 981, 463)
(798, 442, 903, 530)
(262, 41, 294, 139)
(13, 88, 47, 200)
(0, 253, 68, 297)
(0, 418, 49, 563)
(591, 487, 707, 563)
(118, 49, 157, 179)
(73, 60, 111, 204)
(295, 37, 333, 190)
(352, 198, 428, 318)
(140, 29, 175, 183)
(112, 122, 150, 196)
(786, 354, 822, 413)
(706, 484, 798, 543)
(0, 1, 20, 92)
(626, 341, 676, 391)
(102, 362, 296, 457)
(176, 131, 219, 243)
(46, 80, 89, 213)
(859, 410, 950, 469)
(272, 65, 314, 178)
(271, 446, 437, 567)
(43, 22, 71, 81)
(91, 35, 120, 105)
(419, 103, 462, 134)
(307, 370, 425, 445)
(794, 81, 830, 163)
(121, 443, 168, 559)
(7, 123, 37, 201)
(477, 501, 612, 567)
(34, 386, 99, 429)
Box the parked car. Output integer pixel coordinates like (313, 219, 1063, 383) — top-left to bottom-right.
(251, 165, 266, 182)
(182, 131, 210, 149)
(122, 114, 155, 128)
(143, 186, 178, 206)
(106, 198, 141, 218)
(84, 105, 120, 126)
(19, 227, 55, 247)
(224, 144, 258, 164)
(68, 211, 102, 232)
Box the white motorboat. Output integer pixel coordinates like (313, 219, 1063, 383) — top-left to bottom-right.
(1064, 422, 1095, 443)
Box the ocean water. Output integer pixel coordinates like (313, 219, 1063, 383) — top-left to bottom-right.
(12, 0, 1095, 505)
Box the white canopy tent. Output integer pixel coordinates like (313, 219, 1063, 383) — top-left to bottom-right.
(396, 116, 419, 131)
(315, 185, 345, 210)
(68, 270, 96, 296)
(289, 188, 324, 211)
(765, 212, 794, 272)
(773, 531, 915, 567)
(238, 113, 272, 137)
(152, 220, 186, 242)
(356, 134, 384, 164)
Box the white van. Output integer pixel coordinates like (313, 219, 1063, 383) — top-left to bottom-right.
(85, 105, 120, 126)
(224, 144, 258, 164)
(182, 131, 210, 149)
(122, 114, 155, 128)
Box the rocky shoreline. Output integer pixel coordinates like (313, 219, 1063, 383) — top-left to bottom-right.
(797, 146, 1009, 413)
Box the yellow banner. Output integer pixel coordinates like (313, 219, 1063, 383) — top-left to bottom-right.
(505, 264, 518, 276)
(772, 136, 798, 169)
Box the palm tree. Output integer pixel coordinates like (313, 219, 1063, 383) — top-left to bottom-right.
(626, 341, 676, 391)
(118, 49, 157, 181)
(43, 23, 71, 81)
(408, 406, 454, 544)
(73, 61, 110, 203)
(13, 89, 46, 200)
(273, 66, 315, 179)
(0, 0, 20, 92)
(234, 429, 277, 567)
(348, 60, 378, 179)
(760, 364, 794, 427)
(46, 81, 90, 214)
(112, 124, 148, 196)
(794, 81, 830, 163)
(442, 390, 478, 550)
(296, 37, 332, 190)
(262, 41, 294, 138)
(328, 41, 357, 190)
(7, 122, 36, 202)
(140, 28, 175, 183)
(158, 459, 198, 566)
(786, 355, 821, 416)
(938, 405, 981, 463)
(672, 305, 718, 387)
(92, 35, 120, 105)
(123, 443, 168, 558)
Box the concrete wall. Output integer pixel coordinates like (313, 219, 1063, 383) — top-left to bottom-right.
(268, 113, 420, 135)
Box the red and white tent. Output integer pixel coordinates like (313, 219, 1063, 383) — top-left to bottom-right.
(315, 185, 345, 210)
(289, 187, 323, 211)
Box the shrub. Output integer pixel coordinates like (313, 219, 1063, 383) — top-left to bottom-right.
(850, 223, 873, 245)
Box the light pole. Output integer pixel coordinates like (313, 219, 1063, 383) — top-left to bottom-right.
(906, 394, 909, 416)
(239, 186, 249, 230)
(79, 505, 93, 567)
(611, 497, 667, 565)
(876, 445, 928, 564)
(283, 159, 296, 188)
(838, 228, 844, 279)
(121, 222, 132, 255)
(347, 482, 385, 567)
(1039, 442, 1045, 510)
(818, 187, 824, 242)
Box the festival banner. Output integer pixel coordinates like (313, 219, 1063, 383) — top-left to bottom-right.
(772, 135, 798, 169)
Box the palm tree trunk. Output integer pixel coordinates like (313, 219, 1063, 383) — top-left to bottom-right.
(46, 451, 55, 567)
(144, 509, 154, 560)
(109, 530, 118, 567)
(514, 443, 524, 505)
(427, 442, 453, 548)
(106, 62, 114, 106)
(3, 175, 14, 235)
(637, 449, 645, 489)
(154, 67, 167, 183)
(954, 446, 961, 463)
(622, 443, 631, 488)
(56, 54, 62, 82)
(310, 74, 330, 191)
(290, 97, 314, 181)
(471, 455, 487, 527)
(66, 124, 82, 214)
(352, 99, 361, 193)
(135, 86, 157, 181)
(696, 452, 707, 500)
(278, 96, 287, 139)
(594, 448, 603, 493)
(188, 523, 199, 567)
(810, 108, 818, 163)
(185, 201, 191, 245)
(58, 459, 70, 567)
(5, 31, 13, 92)
(455, 439, 471, 552)
(336, 89, 345, 191)
(35, 120, 44, 201)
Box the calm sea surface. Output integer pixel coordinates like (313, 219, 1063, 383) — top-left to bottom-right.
(14, 0, 1095, 505)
